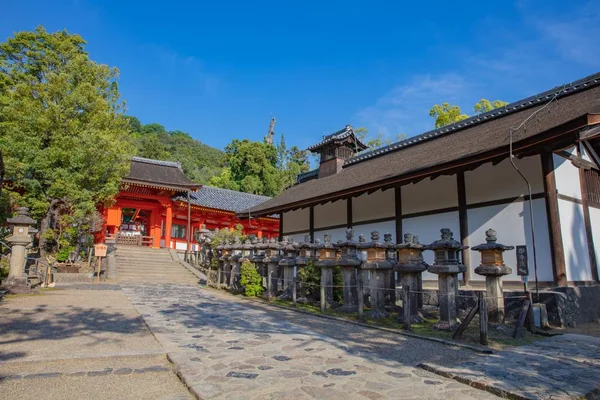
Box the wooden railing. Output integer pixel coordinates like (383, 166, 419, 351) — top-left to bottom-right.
(116, 235, 154, 247)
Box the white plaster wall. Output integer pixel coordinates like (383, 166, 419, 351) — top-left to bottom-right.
(590, 207, 600, 279)
(558, 199, 593, 281)
(402, 175, 457, 215)
(314, 200, 347, 229)
(287, 232, 310, 244)
(313, 227, 348, 243)
(282, 208, 310, 234)
(553, 153, 582, 200)
(580, 143, 593, 163)
(465, 156, 544, 205)
(402, 211, 460, 281)
(467, 199, 553, 282)
(175, 241, 187, 251)
(353, 220, 396, 243)
(352, 189, 395, 223)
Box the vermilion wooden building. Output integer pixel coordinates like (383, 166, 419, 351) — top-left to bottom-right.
(99, 157, 279, 249)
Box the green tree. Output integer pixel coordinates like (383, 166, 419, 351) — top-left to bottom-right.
(274, 134, 310, 193)
(429, 102, 469, 129)
(473, 99, 509, 114)
(213, 139, 280, 196)
(0, 26, 134, 254)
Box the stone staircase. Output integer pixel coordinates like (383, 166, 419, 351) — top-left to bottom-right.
(115, 246, 199, 284)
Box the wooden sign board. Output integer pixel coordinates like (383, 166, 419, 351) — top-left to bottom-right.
(516, 245, 529, 276)
(95, 244, 108, 258)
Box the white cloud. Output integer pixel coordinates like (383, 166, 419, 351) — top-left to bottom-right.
(356, 74, 471, 136)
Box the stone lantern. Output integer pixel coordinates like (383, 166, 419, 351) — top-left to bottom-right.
(358, 231, 392, 319)
(250, 237, 267, 278)
(314, 233, 338, 311)
(215, 242, 224, 287)
(395, 233, 428, 322)
(229, 236, 244, 289)
(5, 207, 36, 288)
(383, 233, 397, 306)
(333, 229, 362, 312)
(296, 235, 316, 267)
(472, 229, 514, 324)
(278, 237, 298, 299)
(240, 239, 254, 262)
(221, 240, 234, 286)
(195, 224, 212, 266)
(426, 228, 468, 330)
(263, 237, 283, 299)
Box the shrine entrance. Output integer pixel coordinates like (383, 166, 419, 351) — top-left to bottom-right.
(115, 207, 155, 247)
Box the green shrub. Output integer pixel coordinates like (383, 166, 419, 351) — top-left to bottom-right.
(0, 258, 9, 283)
(56, 246, 74, 262)
(240, 260, 263, 297)
(297, 259, 320, 298)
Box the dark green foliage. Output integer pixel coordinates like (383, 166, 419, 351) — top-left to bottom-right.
(297, 260, 320, 298)
(333, 266, 343, 303)
(240, 260, 263, 297)
(126, 117, 226, 184)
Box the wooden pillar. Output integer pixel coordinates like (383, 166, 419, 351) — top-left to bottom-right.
(457, 171, 471, 285)
(279, 212, 284, 241)
(394, 186, 402, 244)
(578, 147, 599, 282)
(165, 204, 173, 249)
(150, 207, 161, 248)
(541, 153, 567, 286)
(186, 190, 191, 253)
(347, 197, 353, 229)
(309, 206, 315, 241)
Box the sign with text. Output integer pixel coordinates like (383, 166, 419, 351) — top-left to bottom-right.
(94, 243, 108, 258)
(516, 245, 529, 276)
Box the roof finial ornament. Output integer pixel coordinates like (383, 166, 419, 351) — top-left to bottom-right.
(265, 116, 276, 145)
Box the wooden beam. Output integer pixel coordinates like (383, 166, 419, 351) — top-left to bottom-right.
(541, 152, 567, 286)
(309, 206, 315, 242)
(394, 186, 402, 244)
(578, 146, 599, 282)
(457, 171, 471, 285)
(347, 197, 353, 228)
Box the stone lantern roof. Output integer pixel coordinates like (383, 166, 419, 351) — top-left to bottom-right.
(334, 229, 361, 267)
(425, 228, 468, 251)
(7, 207, 36, 226)
(357, 231, 392, 270)
(279, 237, 299, 267)
(471, 229, 514, 251)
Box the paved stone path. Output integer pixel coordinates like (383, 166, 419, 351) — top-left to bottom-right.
(421, 334, 600, 400)
(122, 283, 498, 400)
(0, 284, 193, 400)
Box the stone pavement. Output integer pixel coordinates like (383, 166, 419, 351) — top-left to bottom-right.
(421, 334, 600, 400)
(0, 284, 193, 400)
(122, 283, 498, 400)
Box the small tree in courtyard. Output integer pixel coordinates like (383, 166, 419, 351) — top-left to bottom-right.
(239, 260, 263, 297)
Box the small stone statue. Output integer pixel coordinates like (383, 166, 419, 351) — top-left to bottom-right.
(359, 234, 366, 243)
(324, 233, 332, 244)
(384, 233, 393, 243)
(345, 229, 354, 240)
(371, 231, 380, 241)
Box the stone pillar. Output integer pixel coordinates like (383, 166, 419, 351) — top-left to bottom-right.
(5, 207, 36, 288)
(426, 228, 467, 331)
(263, 238, 282, 299)
(358, 231, 392, 319)
(472, 229, 514, 324)
(395, 233, 428, 322)
(334, 229, 362, 312)
(295, 235, 316, 303)
(278, 238, 298, 300)
(315, 234, 337, 312)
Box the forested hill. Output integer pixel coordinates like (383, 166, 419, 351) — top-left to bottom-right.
(125, 116, 225, 184)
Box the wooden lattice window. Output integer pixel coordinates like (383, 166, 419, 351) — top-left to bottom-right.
(584, 168, 600, 206)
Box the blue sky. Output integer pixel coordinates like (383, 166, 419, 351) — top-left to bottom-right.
(1, 0, 599, 151)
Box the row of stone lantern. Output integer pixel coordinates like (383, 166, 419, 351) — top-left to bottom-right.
(212, 227, 514, 330)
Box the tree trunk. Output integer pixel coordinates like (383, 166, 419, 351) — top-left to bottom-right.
(0, 149, 4, 198)
(39, 199, 61, 259)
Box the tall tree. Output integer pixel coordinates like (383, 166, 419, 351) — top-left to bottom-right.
(429, 102, 469, 129)
(0, 26, 134, 254)
(473, 99, 509, 114)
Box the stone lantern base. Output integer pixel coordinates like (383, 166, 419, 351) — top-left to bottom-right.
(475, 265, 511, 324)
(428, 264, 465, 331)
(2, 275, 30, 293)
(314, 261, 336, 311)
(362, 262, 392, 319)
(336, 264, 361, 313)
(395, 264, 428, 323)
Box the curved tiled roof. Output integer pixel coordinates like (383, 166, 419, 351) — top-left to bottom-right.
(307, 125, 368, 152)
(126, 157, 198, 189)
(175, 186, 272, 214)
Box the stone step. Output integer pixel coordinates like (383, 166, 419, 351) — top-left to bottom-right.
(118, 270, 196, 277)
